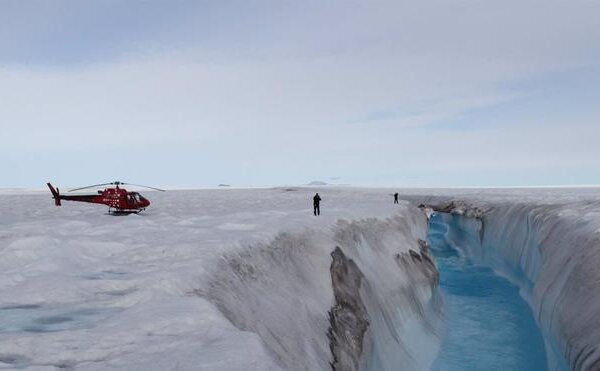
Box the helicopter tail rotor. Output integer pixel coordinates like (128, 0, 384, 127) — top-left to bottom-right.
(47, 183, 61, 206)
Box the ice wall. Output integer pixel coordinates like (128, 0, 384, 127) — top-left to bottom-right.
(201, 205, 441, 371)
(425, 199, 600, 371)
(0, 188, 444, 370)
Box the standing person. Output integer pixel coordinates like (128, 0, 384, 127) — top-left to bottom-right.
(394, 192, 399, 204)
(313, 193, 321, 216)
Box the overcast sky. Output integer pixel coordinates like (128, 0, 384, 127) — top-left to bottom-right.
(1, 0, 599, 188)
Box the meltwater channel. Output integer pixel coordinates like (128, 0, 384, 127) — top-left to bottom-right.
(427, 212, 549, 370)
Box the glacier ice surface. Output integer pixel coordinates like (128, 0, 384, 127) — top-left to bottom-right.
(0, 188, 437, 370)
(1, 186, 599, 370)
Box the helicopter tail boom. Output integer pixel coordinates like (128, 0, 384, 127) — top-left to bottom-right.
(47, 183, 61, 206)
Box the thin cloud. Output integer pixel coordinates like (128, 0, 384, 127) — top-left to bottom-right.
(0, 0, 599, 187)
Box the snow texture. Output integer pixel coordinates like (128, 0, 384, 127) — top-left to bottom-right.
(2, 186, 600, 370)
(0, 187, 438, 370)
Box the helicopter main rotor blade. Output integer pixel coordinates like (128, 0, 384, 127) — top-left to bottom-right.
(122, 183, 166, 192)
(69, 182, 116, 192)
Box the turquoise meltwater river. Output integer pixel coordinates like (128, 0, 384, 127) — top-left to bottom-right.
(427, 212, 549, 370)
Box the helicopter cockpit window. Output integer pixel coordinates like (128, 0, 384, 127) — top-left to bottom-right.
(132, 193, 142, 202)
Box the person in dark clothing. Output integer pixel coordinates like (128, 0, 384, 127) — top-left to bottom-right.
(394, 192, 399, 204)
(313, 193, 321, 216)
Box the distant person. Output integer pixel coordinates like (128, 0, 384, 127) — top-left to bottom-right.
(313, 193, 321, 216)
(394, 192, 399, 204)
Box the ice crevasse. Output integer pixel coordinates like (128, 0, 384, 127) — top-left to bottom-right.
(205, 195, 600, 370)
(419, 197, 600, 371)
(2, 189, 599, 370)
(202, 203, 443, 371)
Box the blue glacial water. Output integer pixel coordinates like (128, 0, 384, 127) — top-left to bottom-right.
(428, 213, 549, 371)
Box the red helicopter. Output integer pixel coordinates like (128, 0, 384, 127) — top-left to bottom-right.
(47, 181, 165, 214)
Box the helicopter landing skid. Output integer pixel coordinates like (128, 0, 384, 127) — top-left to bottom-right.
(107, 208, 145, 216)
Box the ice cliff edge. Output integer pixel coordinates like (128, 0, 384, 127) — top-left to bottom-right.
(200, 204, 441, 370)
(416, 196, 600, 371)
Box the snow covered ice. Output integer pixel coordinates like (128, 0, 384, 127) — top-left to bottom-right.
(0, 188, 438, 370)
(1, 187, 600, 370)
